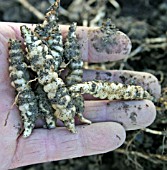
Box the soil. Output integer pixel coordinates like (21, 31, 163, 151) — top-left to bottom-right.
(1, 0, 167, 169)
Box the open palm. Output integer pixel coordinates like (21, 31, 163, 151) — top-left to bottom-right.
(0, 22, 160, 169)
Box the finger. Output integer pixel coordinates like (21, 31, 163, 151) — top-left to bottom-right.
(1, 22, 131, 62)
(61, 25, 132, 62)
(10, 122, 125, 169)
(82, 69, 161, 99)
(82, 100, 156, 130)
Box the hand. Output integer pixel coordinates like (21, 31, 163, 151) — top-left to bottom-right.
(0, 22, 160, 169)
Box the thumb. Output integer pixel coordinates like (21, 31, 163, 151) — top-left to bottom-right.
(10, 122, 125, 169)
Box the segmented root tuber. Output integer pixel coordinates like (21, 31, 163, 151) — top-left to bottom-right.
(69, 80, 153, 100)
(8, 39, 38, 137)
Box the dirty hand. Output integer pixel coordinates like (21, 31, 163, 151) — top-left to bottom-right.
(0, 22, 160, 169)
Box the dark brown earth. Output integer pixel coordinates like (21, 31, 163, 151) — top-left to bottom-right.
(1, 0, 167, 169)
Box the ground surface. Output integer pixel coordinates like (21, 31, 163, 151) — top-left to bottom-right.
(1, 0, 167, 169)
